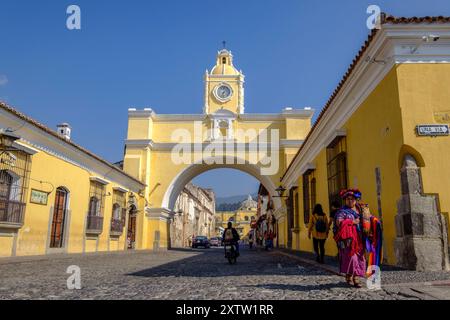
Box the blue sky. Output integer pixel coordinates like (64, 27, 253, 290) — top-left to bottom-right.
(1, 0, 449, 197)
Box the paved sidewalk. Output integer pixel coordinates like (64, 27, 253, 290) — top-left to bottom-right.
(273, 249, 450, 300)
(0, 247, 422, 300)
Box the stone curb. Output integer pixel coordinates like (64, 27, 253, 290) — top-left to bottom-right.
(271, 250, 343, 277)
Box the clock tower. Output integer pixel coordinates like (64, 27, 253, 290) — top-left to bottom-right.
(204, 49, 245, 115)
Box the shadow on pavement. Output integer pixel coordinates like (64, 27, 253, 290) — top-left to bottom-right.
(128, 247, 332, 278)
(241, 282, 351, 292)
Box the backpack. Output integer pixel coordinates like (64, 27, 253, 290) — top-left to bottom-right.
(224, 229, 234, 241)
(315, 216, 327, 233)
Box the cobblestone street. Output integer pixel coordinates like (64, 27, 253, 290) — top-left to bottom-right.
(0, 247, 449, 300)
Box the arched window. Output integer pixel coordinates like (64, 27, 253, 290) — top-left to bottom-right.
(222, 57, 227, 64)
(245, 216, 249, 221)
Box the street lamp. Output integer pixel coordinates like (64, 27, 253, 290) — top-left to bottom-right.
(273, 185, 288, 198)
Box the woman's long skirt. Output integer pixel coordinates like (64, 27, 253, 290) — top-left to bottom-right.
(339, 247, 366, 277)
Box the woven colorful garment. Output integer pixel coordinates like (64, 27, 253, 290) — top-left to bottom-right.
(364, 216, 383, 276)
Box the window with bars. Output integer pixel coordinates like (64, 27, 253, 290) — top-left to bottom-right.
(327, 137, 348, 209)
(311, 178, 317, 212)
(293, 189, 300, 229)
(302, 174, 311, 225)
(88, 181, 105, 216)
(111, 190, 127, 234)
(302, 171, 316, 225)
(0, 150, 31, 227)
(86, 181, 106, 234)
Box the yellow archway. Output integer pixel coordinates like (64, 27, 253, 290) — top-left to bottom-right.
(122, 49, 314, 250)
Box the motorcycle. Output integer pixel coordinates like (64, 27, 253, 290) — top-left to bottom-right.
(224, 243, 238, 264)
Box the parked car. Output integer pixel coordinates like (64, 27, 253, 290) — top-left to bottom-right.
(192, 236, 210, 249)
(209, 237, 220, 247)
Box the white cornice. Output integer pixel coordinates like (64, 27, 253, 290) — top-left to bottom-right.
(128, 110, 314, 122)
(125, 139, 299, 152)
(155, 114, 207, 122)
(113, 186, 129, 193)
(128, 109, 155, 118)
(12, 141, 39, 155)
(280, 140, 304, 148)
(128, 109, 207, 122)
(145, 207, 174, 222)
(323, 129, 347, 149)
(282, 23, 450, 188)
(239, 110, 314, 121)
(125, 139, 154, 148)
(90, 176, 110, 185)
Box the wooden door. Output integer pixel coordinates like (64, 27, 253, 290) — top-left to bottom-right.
(127, 215, 136, 249)
(50, 188, 68, 248)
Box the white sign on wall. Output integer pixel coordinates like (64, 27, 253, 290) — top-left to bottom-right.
(416, 125, 449, 137)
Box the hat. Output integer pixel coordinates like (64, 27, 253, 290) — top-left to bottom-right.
(339, 188, 362, 200)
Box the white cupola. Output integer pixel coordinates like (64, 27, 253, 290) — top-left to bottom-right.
(57, 123, 72, 140)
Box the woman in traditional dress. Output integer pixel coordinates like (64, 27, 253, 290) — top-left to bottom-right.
(334, 189, 366, 288)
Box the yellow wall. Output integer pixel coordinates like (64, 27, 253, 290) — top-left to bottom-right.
(294, 67, 403, 264)
(216, 210, 256, 237)
(292, 64, 450, 265)
(397, 64, 450, 237)
(2, 146, 141, 257)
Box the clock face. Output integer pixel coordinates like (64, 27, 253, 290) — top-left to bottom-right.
(214, 84, 233, 101)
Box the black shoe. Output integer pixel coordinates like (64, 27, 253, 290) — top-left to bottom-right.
(316, 256, 320, 263)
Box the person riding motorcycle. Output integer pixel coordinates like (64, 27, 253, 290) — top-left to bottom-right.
(222, 222, 240, 256)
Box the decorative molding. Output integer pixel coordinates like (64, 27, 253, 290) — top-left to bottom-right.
(323, 129, 347, 149)
(113, 186, 129, 193)
(300, 163, 316, 176)
(154, 114, 207, 122)
(127, 109, 314, 122)
(90, 176, 110, 185)
(124, 139, 154, 148)
(126, 139, 288, 152)
(280, 140, 304, 148)
(239, 110, 314, 121)
(128, 109, 155, 118)
(12, 141, 39, 155)
(146, 207, 174, 222)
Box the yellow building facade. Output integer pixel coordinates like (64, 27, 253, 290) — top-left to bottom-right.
(281, 16, 450, 271)
(123, 49, 313, 250)
(216, 195, 258, 238)
(0, 103, 145, 257)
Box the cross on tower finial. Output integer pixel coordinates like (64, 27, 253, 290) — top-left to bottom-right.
(222, 41, 226, 49)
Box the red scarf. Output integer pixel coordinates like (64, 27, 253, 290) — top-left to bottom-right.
(334, 219, 363, 257)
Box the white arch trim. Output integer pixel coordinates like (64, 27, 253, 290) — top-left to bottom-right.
(161, 158, 281, 212)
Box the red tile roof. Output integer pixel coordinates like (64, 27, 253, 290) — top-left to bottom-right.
(0, 101, 145, 187)
(282, 15, 450, 182)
